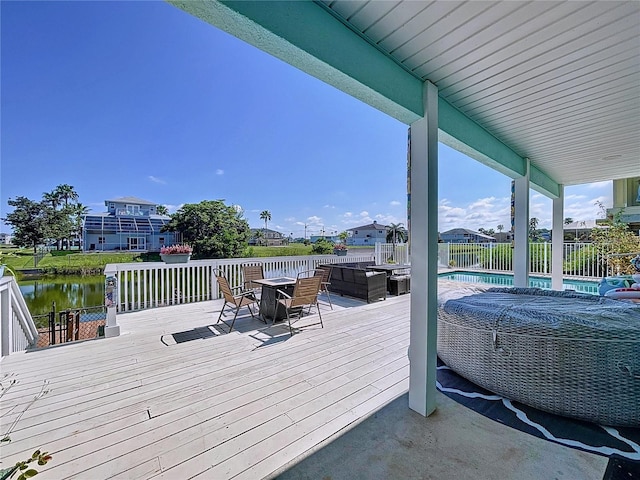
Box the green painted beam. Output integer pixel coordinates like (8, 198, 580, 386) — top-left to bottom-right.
(530, 165, 560, 198)
(168, 0, 560, 198)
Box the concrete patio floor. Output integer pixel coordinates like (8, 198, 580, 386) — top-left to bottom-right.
(275, 391, 607, 480)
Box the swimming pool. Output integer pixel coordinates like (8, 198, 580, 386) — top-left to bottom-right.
(438, 271, 600, 295)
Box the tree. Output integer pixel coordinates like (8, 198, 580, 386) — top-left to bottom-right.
(564, 217, 574, 241)
(338, 231, 349, 244)
(163, 200, 250, 259)
(386, 223, 408, 262)
(386, 223, 408, 245)
(311, 238, 333, 254)
(259, 210, 271, 245)
(2, 197, 52, 254)
(253, 230, 264, 246)
(156, 205, 169, 216)
(73, 203, 90, 247)
(497, 224, 504, 233)
(53, 184, 79, 208)
(591, 202, 640, 275)
(43, 184, 79, 249)
(529, 217, 540, 241)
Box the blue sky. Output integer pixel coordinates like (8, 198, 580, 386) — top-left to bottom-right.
(1, 2, 612, 238)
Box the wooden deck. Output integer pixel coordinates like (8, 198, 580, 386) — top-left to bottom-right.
(0, 293, 411, 479)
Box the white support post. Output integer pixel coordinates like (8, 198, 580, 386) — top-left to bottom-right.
(104, 266, 120, 338)
(408, 80, 438, 417)
(552, 185, 565, 290)
(513, 160, 530, 287)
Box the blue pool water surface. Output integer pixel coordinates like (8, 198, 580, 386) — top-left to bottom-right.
(438, 271, 599, 295)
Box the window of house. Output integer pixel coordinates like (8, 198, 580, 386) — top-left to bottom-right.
(355, 230, 358, 234)
(159, 237, 165, 245)
(98, 237, 105, 244)
(109, 203, 115, 209)
(125, 205, 141, 215)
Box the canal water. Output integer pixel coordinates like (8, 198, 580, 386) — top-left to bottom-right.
(19, 275, 105, 316)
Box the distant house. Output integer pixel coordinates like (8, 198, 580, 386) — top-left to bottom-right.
(440, 228, 496, 244)
(249, 228, 287, 246)
(602, 176, 640, 235)
(0, 233, 13, 245)
(82, 197, 178, 252)
(562, 220, 598, 242)
(346, 221, 388, 246)
(493, 232, 513, 243)
(309, 235, 340, 243)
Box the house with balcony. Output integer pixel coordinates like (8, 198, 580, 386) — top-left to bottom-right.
(82, 197, 178, 252)
(248, 228, 287, 246)
(604, 176, 640, 235)
(346, 221, 388, 246)
(440, 228, 496, 244)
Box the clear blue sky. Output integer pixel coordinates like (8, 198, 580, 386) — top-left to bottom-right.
(1, 1, 611, 238)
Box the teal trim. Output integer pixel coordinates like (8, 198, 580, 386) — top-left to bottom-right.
(438, 97, 525, 178)
(530, 164, 560, 198)
(168, 0, 561, 197)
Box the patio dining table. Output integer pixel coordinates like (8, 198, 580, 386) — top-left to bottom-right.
(366, 264, 411, 277)
(252, 277, 297, 322)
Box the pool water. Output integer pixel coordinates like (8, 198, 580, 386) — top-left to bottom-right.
(438, 271, 600, 295)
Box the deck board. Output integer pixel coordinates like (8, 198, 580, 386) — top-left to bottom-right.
(1, 295, 412, 479)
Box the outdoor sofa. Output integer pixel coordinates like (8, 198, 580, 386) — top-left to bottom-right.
(321, 262, 387, 303)
(437, 287, 640, 427)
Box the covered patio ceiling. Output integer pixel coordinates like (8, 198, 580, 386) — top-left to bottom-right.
(171, 0, 639, 197)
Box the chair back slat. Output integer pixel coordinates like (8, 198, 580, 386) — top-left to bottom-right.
(315, 266, 332, 283)
(291, 276, 322, 308)
(214, 271, 236, 304)
(242, 263, 264, 290)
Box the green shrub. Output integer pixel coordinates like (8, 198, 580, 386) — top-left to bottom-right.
(311, 239, 334, 255)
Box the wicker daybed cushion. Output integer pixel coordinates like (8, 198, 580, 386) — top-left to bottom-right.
(437, 287, 640, 427)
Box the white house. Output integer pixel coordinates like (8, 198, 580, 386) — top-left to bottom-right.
(0, 233, 13, 245)
(346, 221, 388, 246)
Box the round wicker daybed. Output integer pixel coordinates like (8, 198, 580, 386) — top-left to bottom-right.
(437, 287, 640, 427)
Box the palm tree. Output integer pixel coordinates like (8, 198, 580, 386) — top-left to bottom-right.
(386, 223, 408, 261)
(254, 229, 264, 246)
(529, 217, 539, 241)
(259, 210, 271, 246)
(54, 184, 79, 208)
(42, 190, 62, 209)
(564, 217, 574, 241)
(497, 224, 504, 233)
(73, 203, 90, 249)
(156, 205, 169, 216)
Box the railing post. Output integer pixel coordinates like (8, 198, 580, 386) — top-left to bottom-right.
(0, 284, 10, 357)
(104, 266, 120, 338)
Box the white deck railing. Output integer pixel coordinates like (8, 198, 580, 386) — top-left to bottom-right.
(105, 253, 375, 313)
(438, 242, 613, 278)
(374, 243, 409, 265)
(0, 276, 38, 357)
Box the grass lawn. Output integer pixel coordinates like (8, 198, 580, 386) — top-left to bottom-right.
(1, 243, 370, 275)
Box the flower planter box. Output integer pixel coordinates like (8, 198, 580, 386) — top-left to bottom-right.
(333, 249, 348, 256)
(160, 254, 191, 264)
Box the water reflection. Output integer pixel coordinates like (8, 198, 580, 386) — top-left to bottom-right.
(19, 275, 105, 315)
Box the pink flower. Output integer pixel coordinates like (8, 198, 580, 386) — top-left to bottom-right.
(161, 244, 193, 255)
